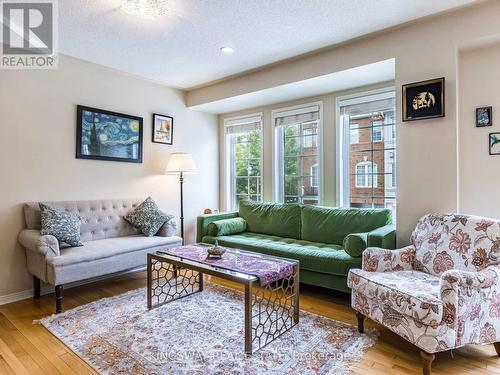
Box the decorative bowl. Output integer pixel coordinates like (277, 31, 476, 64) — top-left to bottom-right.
(207, 242, 226, 258)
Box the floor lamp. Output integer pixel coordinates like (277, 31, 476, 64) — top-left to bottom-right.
(165, 153, 198, 244)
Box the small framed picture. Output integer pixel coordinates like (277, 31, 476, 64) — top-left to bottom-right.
(402, 77, 445, 122)
(489, 133, 500, 155)
(476, 106, 492, 127)
(152, 113, 173, 145)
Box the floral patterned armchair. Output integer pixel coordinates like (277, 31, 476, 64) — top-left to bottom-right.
(347, 213, 500, 375)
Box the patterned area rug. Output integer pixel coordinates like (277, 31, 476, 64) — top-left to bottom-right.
(39, 283, 377, 374)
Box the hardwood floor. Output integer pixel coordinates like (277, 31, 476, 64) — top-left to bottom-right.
(0, 271, 499, 375)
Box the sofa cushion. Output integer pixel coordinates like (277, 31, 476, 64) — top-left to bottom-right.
(343, 233, 368, 257)
(124, 197, 173, 237)
(207, 217, 247, 237)
(301, 206, 392, 245)
(40, 203, 83, 247)
(202, 232, 360, 276)
(46, 235, 182, 285)
(24, 199, 143, 242)
(238, 201, 301, 239)
(48, 235, 180, 268)
(348, 269, 443, 325)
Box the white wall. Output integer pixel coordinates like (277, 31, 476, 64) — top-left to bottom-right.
(459, 42, 500, 218)
(190, 0, 500, 245)
(0, 55, 218, 297)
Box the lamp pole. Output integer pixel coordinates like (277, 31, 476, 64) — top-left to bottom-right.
(179, 171, 184, 244)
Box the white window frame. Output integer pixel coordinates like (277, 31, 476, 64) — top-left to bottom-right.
(355, 161, 378, 188)
(303, 128, 314, 148)
(272, 101, 323, 205)
(336, 87, 395, 207)
(223, 112, 263, 211)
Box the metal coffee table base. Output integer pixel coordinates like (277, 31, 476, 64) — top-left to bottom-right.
(147, 253, 300, 355)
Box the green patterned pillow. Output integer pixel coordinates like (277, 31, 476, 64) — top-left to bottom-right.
(124, 197, 174, 237)
(39, 203, 83, 247)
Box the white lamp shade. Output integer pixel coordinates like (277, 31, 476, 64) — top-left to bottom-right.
(165, 153, 197, 174)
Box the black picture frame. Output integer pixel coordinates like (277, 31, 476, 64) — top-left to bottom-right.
(152, 113, 174, 145)
(476, 106, 492, 127)
(489, 132, 500, 156)
(402, 77, 445, 122)
(76, 105, 143, 163)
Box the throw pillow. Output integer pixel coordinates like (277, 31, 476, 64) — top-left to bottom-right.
(39, 203, 83, 247)
(124, 197, 174, 237)
(343, 233, 368, 257)
(207, 217, 247, 236)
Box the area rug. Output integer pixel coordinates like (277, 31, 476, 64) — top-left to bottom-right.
(38, 283, 377, 374)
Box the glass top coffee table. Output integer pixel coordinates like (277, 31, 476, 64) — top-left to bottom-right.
(147, 243, 300, 355)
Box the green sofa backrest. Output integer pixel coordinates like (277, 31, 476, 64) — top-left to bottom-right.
(301, 205, 392, 245)
(238, 201, 301, 239)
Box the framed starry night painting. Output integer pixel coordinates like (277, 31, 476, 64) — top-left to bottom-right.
(76, 105, 143, 163)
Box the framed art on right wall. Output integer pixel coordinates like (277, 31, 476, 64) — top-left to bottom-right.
(489, 132, 500, 155)
(476, 106, 492, 127)
(402, 77, 445, 122)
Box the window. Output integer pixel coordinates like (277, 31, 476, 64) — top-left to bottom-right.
(274, 103, 321, 205)
(303, 128, 314, 148)
(224, 114, 263, 210)
(355, 161, 377, 188)
(311, 163, 319, 187)
(338, 89, 396, 217)
(350, 123, 359, 144)
(372, 121, 383, 142)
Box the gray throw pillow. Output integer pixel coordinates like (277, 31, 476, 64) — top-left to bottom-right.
(39, 203, 83, 247)
(124, 197, 174, 237)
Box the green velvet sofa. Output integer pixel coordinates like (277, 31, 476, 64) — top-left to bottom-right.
(197, 201, 396, 293)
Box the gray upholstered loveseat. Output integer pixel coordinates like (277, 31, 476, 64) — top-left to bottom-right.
(18, 199, 181, 313)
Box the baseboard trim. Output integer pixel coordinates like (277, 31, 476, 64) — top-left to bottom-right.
(0, 266, 146, 306)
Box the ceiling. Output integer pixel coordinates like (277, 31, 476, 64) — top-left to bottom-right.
(59, 0, 477, 89)
(190, 59, 395, 113)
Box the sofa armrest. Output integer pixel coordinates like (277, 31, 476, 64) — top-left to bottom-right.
(196, 212, 239, 242)
(18, 229, 60, 258)
(156, 217, 177, 237)
(362, 245, 415, 272)
(367, 224, 396, 249)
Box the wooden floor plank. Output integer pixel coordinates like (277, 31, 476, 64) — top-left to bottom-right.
(0, 270, 498, 375)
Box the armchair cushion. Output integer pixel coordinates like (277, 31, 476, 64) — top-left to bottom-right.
(348, 269, 443, 325)
(362, 245, 415, 272)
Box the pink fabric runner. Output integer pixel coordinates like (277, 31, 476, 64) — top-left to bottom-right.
(158, 244, 296, 286)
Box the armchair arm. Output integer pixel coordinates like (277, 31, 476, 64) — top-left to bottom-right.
(367, 224, 396, 249)
(362, 245, 415, 272)
(156, 217, 177, 237)
(18, 229, 60, 258)
(440, 266, 499, 291)
(196, 211, 239, 242)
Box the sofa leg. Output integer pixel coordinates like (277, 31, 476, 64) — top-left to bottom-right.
(420, 350, 435, 375)
(33, 276, 40, 298)
(494, 342, 500, 356)
(355, 311, 365, 333)
(55, 285, 63, 313)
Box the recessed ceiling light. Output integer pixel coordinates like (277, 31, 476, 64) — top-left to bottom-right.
(220, 46, 234, 54)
